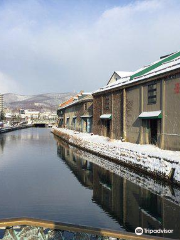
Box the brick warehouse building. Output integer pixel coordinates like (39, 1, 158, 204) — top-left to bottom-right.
(57, 92, 93, 133)
(93, 51, 180, 151)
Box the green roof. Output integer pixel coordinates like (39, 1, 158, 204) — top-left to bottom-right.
(130, 51, 180, 80)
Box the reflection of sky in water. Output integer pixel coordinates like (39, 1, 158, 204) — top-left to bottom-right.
(0, 128, 121, 230)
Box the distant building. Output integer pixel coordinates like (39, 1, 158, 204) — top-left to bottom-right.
(40, 112, 57, 120)
(20, 109, 40, 120)
(5, 112, 13, 119)
(93, 51, 180, 151)
(57, 92, 93, 133)
(19, 109, 25, 115)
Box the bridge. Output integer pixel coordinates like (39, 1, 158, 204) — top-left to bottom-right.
(32, 119, 57, 127)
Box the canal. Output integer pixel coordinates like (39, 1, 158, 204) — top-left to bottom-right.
(0, 128, 180, 239)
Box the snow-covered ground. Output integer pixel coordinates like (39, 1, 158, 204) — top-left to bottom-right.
(52, 127, 180, 184)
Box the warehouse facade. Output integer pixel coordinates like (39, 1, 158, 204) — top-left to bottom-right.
(93, 52, 180, 151)
(57, 92, 93, 133)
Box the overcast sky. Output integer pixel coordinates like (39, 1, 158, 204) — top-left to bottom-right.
(0, 0, 180, 94)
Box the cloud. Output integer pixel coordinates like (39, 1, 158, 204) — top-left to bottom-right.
(0, 0, 180, 94)
(0, 72, 21, 94)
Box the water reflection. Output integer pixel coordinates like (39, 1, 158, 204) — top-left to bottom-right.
(57, 140, 93, 190)
(56, 136, 180, 239)
(0, 129, 122, 230)
(0, 130, 42, 155)
(0, 136, 6, 154)
(1, 129, 180, 239)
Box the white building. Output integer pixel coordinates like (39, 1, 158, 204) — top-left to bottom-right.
(40, 112, 57, 120)
(20, 109, 40, 121)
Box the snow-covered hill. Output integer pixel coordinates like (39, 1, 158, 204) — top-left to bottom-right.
(4, 93, 76, 112)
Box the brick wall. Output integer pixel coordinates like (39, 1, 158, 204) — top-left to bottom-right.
(93, 91, 123, 139)
(93, 95, 103, 135)
(112, 90, 123, 140)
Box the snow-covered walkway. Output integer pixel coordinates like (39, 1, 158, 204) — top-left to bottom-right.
(52, 127, 180, 184)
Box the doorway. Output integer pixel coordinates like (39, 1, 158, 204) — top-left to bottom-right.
(106, 120, 111, 138)
(149, 119, 158, 145)
(82, 119, 88, 132)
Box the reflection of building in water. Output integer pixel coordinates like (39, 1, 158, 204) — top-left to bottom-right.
(93, 164, 180, 239)
(0, 130, 51, 154)
(93, 166, 124, 226)
(0, 135, 6, 154)
(56, 137, 180, 239)
(57, 140, 93, 189)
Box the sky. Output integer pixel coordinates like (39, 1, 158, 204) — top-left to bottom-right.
(0, 0, 180, 95)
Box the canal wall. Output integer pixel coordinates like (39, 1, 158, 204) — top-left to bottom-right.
(52, 127, 180, 185)
(0, 125, 32, 134)
(56, 139, 180, 208)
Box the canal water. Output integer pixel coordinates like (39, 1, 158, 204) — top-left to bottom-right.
(0, 128, 180, 239)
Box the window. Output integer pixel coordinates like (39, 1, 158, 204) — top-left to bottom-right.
(104, 96, 110, 110)
(66, 118, 69, 126)
(148, 84, 157, 104)
(84, 103, 87, 110)
(59, 119, 63, 126)
(73, 118, 76, 129)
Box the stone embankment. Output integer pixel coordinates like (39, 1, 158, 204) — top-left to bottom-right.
(52, 127, 180, 185)
(61, 143, 180, 206)
(0, 125, 32, 134)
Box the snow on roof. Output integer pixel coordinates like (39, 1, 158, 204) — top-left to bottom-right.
(81, 115, 92, 118)
(58, 94, 93, 110)
(133, 56, 180, 81)
(59, 95, 76, 108)
(107, 71, 133, 85)
(130, 51, 180, 80)
(139, 111, 161, 118)
(100, 114, 112, 119)
(94, 51, 180, 94)
(115, 71, 133, 77)
(82, 92, 92, 95)
(94, 75, 131, 94)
